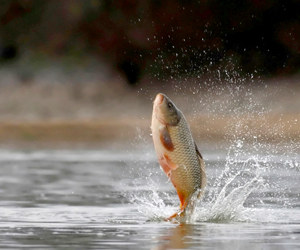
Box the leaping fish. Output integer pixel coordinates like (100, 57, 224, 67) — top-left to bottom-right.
(151, 93, 206, 221)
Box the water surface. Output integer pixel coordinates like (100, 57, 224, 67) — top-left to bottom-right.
(0, 148, 299, 249)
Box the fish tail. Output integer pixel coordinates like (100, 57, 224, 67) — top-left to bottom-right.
(164, 212, 179, 221)
(164, 193, 190, 221)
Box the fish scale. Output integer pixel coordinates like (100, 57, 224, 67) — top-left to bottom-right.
(166, 112, 203, 204)
(151, 93, 206, 220)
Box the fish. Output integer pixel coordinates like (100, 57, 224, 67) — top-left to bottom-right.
(151, 93, 206, 221)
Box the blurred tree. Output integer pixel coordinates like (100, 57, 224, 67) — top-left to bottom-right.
(1, 0, 300, 84)
(0, 45, 18, 60)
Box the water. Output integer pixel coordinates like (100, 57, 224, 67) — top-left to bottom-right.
(0, 147, 299, 249)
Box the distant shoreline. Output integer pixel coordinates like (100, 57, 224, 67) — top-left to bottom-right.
(0, 75, 299, 150)
(0, 113, 298, 150)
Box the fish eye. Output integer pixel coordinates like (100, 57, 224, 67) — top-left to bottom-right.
(168, 103, 173, 109)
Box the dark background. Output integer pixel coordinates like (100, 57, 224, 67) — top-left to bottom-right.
(1, 0, 300, 85)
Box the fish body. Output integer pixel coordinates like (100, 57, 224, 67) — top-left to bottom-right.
(151, 93, 206, 220)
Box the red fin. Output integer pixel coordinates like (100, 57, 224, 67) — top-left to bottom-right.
(160, 126, 174, 151)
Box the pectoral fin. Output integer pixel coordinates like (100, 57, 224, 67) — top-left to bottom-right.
(159, 126, 174, 151)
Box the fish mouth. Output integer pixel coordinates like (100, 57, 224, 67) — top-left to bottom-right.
(154, 93, 164, 105)
(154, 94, 168, 125)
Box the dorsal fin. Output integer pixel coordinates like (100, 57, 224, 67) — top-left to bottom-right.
(194, 141, 203, 159)
(194, 141, 207, 199)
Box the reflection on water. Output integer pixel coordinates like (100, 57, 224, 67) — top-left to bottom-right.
(152, 224, 201, 250)
(0, 149, 299, 249)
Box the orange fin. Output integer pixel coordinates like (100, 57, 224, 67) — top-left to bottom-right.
(159, 126, 174, 151)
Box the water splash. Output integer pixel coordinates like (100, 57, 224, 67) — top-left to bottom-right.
(123, 125, 267, 223)
(124, 148, 264, 223)
(130, 189, 174, 221)
(125, 73, 300, 224)
(196, 159, 264, 222)
(124, 141, 298, 224)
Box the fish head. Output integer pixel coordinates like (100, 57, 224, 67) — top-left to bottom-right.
(153, 93, 181, 126)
